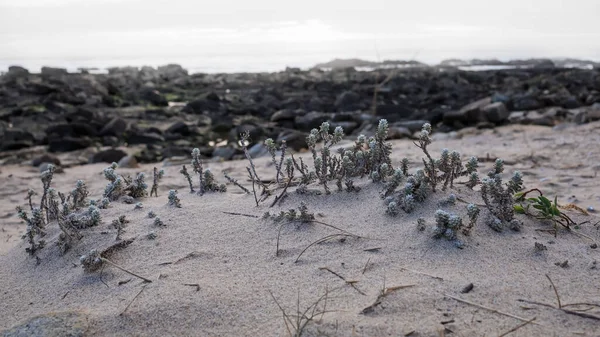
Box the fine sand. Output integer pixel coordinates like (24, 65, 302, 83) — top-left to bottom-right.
(1, 122, 599, 336)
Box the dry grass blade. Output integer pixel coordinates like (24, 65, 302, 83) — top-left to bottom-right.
(120, 284, 147, 316)
(445, 294, 542, 326)
(496, 316, 537, 337)
(319, 267, 366, 295)
(361, 283, 415, 314)
(399, 266, 444, 280)
(545, 274, 561, 308)
(295, 233, 359, 263)
(269, 288, 335, 337)
(222, 211, 259, 218)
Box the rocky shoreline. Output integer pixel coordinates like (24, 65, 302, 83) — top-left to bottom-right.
(1, 63, 599, 167)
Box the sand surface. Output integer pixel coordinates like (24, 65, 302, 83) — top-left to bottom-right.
(1, 122, 599, 336)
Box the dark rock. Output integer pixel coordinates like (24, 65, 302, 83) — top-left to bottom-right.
(294, 111, 331, 131)
(512, 95, 542, 111)
(32, 154, 61, 167)
(41, 66, 68, 77)
(157, 64, 188, 81)
(5, 66, 29, 80)
(277, 129, 307, 151)
(165, 121, 190, 136)
(335, 91, 362, 111)
(184, 92, 221, 114)
(271, 109, 305, 122)
(139, 87, 168, 106)
(127, 132, 165, 145)
(48, 137, 92, 152)
(481, 102, 509, 123)
(89, 148, 127, 164)
(99, 118, 128, 137)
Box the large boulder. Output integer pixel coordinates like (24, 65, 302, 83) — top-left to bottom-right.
(48, 137, 92, 152)
(157, 64, 188, 81)
(183, 92, 221, 114)
(99, 118, 128, 137)
(481, 102, 509, 123)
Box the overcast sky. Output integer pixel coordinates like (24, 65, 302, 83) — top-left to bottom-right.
(1, 0, 599, 69)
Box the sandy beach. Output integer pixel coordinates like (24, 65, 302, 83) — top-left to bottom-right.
(1, 122, 599, 336)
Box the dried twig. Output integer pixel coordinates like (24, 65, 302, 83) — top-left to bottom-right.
(445, 294, 541, 326)
(545, 274, 561, 308)
(399, 266, 444, 280)
(120, 284, 147, 316)
(319, 267, 365, 295)
(361, 283, 415, 314)
(222, 211, 259, 218)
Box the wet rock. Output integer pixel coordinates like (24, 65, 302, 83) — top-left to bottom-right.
(89, 148, 127, 164)
(0, 311, 88, 337)
(271, 109, 305, 123)
(117, 155, 139, 168)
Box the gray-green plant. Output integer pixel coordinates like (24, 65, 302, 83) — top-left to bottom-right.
(481, 160, 523, 232)
(433, 209, 465, 248)
(168, 190, 182, 208)
(150, 167, 165, 197)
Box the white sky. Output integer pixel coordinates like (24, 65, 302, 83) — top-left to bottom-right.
(0, 0, 599, 66)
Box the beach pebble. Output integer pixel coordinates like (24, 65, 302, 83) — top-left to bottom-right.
(587, 206, 595, 213)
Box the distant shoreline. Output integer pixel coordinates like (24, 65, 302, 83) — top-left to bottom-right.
(1, 57, 598, 75)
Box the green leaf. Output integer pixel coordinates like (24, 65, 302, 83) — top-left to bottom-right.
(514, 205, 526, 214)
(540, 196, 552, 208)
(532, 204, 545, 210)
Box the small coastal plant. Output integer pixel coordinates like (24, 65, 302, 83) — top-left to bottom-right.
(150, 167, 165, 197)
(188, 148, 227, 195)
(168, 190, 182, 208)
(433, 209, 465, 248)
(481, 160, 523, 232)
(112, 215, 129, 241)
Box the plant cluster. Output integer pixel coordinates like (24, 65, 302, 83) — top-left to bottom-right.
(433, 209, 465, 248)
(102, 162, 150, 201)
(186, 148, 226, 195)
(263, 202, 315, 223)
(481, 159, 523, 232)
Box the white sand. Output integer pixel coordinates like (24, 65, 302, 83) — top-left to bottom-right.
(1, 122, 599, 336)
